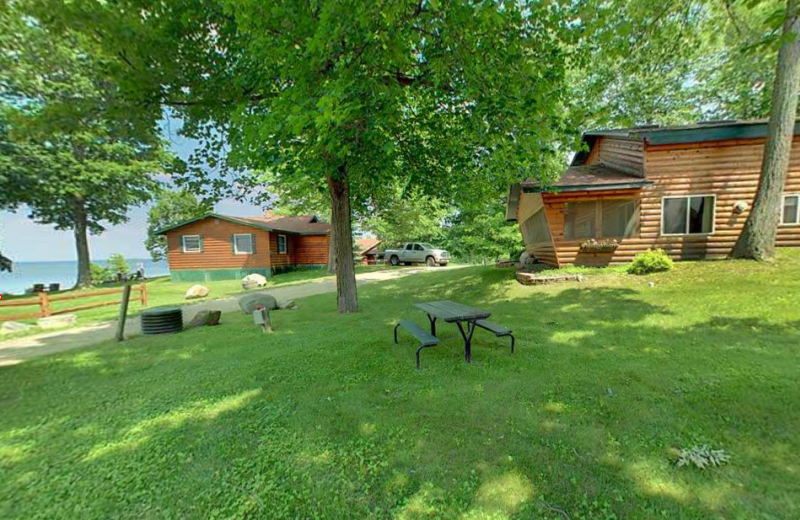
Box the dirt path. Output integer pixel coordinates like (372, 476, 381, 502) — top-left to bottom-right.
(0, 265, 464, 366)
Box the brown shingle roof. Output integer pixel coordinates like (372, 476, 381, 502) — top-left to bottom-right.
(521, 164, 652, 193)
(238, 215, 330, 235)
(355, 238, 382, 254)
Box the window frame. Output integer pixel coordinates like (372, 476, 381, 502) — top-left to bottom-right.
(232, 233, 254, 255)
(181, 235, 202, 253)
(660, 194, 717, 237)
(277, 234, 288, 254)
(781, 193, 800, 226)
(563, 198, 640, 241)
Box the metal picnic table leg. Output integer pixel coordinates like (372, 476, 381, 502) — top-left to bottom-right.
(427, 314, 437, 336)
(455, 319, 477, 363)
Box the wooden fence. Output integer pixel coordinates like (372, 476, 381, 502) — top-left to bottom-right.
(0, 283, 148, 322)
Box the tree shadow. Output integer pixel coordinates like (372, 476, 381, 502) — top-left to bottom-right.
(1, 269, 799, 519)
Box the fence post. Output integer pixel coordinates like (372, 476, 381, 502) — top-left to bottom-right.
(140, 283, 148, 307)
(116, 283, 133, 342)
(38, 292, 51, 317)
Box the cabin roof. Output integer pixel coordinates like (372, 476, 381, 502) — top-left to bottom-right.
(355, 238, 382, 255)
(521, 164, 652, 193)
(582, 119, 800, 146)
(155, 213, 330, 235)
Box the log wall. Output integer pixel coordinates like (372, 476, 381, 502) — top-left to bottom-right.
(538, 136, 800, 267)
(166, 218, 273, 270)
(592, 137, 645, 177)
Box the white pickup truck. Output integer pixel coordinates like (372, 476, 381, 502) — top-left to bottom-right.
(383, 243, 451, 267)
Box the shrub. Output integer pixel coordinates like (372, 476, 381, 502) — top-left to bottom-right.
(627, 249, 673, 275)
(89, 263, 111, 285)
(107, 254, 130, 277)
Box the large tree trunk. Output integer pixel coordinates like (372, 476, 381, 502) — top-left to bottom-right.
(327, 166, 358, 313)
(730, 0, 800, 260)
(74, 198, 92, 288)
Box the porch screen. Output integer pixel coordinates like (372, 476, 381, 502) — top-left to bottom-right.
(602, 200, 638, 238)
(565, 199, 639, 240)
(564, 202, 596, 239)
(521, 210, 551, 245)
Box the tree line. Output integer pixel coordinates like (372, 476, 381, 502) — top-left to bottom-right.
(1, 0, 797, 311)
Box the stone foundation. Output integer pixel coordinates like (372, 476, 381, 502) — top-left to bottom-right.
(516, 272, 583, 285)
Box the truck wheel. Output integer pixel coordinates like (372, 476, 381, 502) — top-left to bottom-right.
(390, 255, 400, 266)
(426, 256, 436, 267)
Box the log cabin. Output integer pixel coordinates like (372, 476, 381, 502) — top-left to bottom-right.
(355, 238, 382, 265)
(156, 212, 330, 282)
(506, 120, 800, 267)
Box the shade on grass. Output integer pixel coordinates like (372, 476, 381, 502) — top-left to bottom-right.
(1, 252, 799, 519)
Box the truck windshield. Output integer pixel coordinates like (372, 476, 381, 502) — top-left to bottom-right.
(420, 243, 434, 249)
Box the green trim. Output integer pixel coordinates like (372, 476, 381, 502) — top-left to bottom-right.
(522, 181, 651, 194)
(170, 267, 272, 282)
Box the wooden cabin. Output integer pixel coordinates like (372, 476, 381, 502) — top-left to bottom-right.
(355, 238, 382, 265)
(156, 212, 330, 282)
(506, 120, 800, 267)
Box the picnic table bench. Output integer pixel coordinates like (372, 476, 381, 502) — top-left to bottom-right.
(393, 300, 515, 367)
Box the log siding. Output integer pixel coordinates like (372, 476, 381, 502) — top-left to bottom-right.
(164, 216, 329, 277)
(520, 136, 800, 267)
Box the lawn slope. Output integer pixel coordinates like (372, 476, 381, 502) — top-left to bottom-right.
(1, 252, 799, 519)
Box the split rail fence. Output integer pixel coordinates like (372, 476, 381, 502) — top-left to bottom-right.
(0, 284, 148, 322)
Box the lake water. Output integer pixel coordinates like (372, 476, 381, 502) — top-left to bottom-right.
(0, 259, 170, 295)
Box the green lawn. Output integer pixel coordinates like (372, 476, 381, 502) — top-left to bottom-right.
(1, 252, 799, 519)
(0, 265, 394, 339)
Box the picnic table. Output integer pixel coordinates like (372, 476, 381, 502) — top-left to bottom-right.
(414, 300, 491, 363)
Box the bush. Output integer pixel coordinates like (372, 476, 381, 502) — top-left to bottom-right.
(107, 254, 130, 277)
(627, 249, 673, 275)
(89, 263, 111, 285)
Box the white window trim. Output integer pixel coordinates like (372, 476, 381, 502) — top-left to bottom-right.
(278, 234, 288, 254)
(660, 194, 717, 237)
(780, 193, 800, 226)
(233, 233, 253, 255)
(182, 235, 202, 253)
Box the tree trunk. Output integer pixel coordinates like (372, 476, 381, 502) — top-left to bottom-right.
(74, 198, 92, 288)
(327, 223, 336, 274)
(730, 0, 800, 260)
(327, 166, 358, 313)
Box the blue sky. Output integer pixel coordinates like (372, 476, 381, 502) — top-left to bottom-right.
(0, 120, 265, 262)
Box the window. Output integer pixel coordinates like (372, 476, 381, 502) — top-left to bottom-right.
(405, 243, 414, 251)
(520, 209, 552, 245)
(233, 233, 253, 255)
(278, 234, 288, 254)
(563, 199, 639, 240)
(662, 195, 715, 235)
(413, 244, 424, 251)
(182, 235, 202, 253)
(782, 194, 799, 225)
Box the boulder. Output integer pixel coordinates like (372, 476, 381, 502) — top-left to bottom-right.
(519, 251, 530, 265)
(0, 321, 34, 334)
(184, 284, 210, 300)
(277, 299, 295, 310)
(238, 292, 278, 314)
(187, 310, 222, 328)
(38, 314, 78, 330)
(241, 273, 268, 290)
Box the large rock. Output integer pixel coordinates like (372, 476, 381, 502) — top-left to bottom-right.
(184, 284, 210, 300)
(241, 273, 268, 290)
(1, 321, 34, 334)
(238, 292, 278, 314)
(277, 299, 295, 310)
(38, 314, 78, 330)
(187, 310, 222, 328)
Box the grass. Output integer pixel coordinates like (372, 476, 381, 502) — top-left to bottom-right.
(0, 264, 395, 339)
(1, 251, 799, 519)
